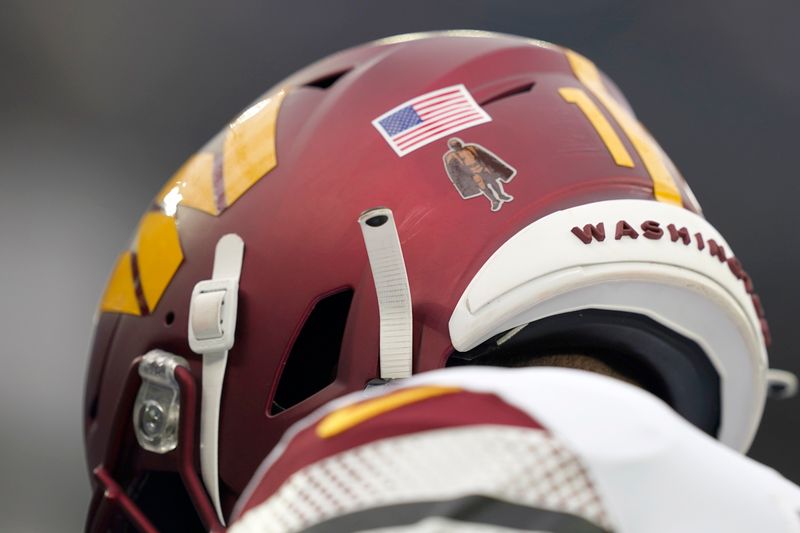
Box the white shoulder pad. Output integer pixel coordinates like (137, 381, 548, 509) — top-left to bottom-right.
(407, 367, 800, 533)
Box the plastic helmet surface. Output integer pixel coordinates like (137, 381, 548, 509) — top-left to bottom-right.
(83, 31, 769, 531)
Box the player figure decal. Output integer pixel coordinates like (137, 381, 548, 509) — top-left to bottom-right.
(443, 137, 517, 212)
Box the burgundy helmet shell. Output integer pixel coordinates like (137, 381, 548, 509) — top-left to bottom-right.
(84, 31, 769, 530)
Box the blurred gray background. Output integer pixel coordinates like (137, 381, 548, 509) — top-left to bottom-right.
(1, 1, 798, 531)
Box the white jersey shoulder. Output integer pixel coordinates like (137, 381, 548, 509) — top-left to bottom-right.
(232, 367, 800, 533)
(408, 367, 800, 533)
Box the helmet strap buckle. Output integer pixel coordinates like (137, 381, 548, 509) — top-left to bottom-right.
(188, 234, 245, 525)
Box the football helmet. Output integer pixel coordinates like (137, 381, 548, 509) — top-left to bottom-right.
(83, 31, 770, 531)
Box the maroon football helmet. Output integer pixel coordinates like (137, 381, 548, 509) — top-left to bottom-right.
(83, 31, 770, 531)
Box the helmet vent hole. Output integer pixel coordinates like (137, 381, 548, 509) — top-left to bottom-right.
(164, 311, 175, 326)
(303, 69, 353, 90)
(480, 82, 535, 106)
(271, 289, 354, 414)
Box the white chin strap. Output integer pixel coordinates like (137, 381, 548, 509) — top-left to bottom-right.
(188, 234, 244, 525)
(359, 207, 413, 380)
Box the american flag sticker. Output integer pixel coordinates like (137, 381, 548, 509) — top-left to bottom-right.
(372, 84, 491, 157)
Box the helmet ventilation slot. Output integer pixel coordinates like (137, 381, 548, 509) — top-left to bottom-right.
(271, 289, 354, 414)
(479, 82, 535, 107)
(303, 69, 353, 89)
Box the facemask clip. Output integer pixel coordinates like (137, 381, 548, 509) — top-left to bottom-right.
(133, 350, 189, 454)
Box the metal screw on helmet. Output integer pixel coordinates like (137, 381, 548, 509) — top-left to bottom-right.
(139, 401, 166, 437)
(133, 350, 189, 454)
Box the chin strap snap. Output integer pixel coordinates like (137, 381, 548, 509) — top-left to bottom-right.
(188, 234, 245, 525)
(767, 368, 798, 400)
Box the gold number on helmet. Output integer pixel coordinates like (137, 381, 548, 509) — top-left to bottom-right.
(558, 87, 635, 168)
(561, 50, 683, 206)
